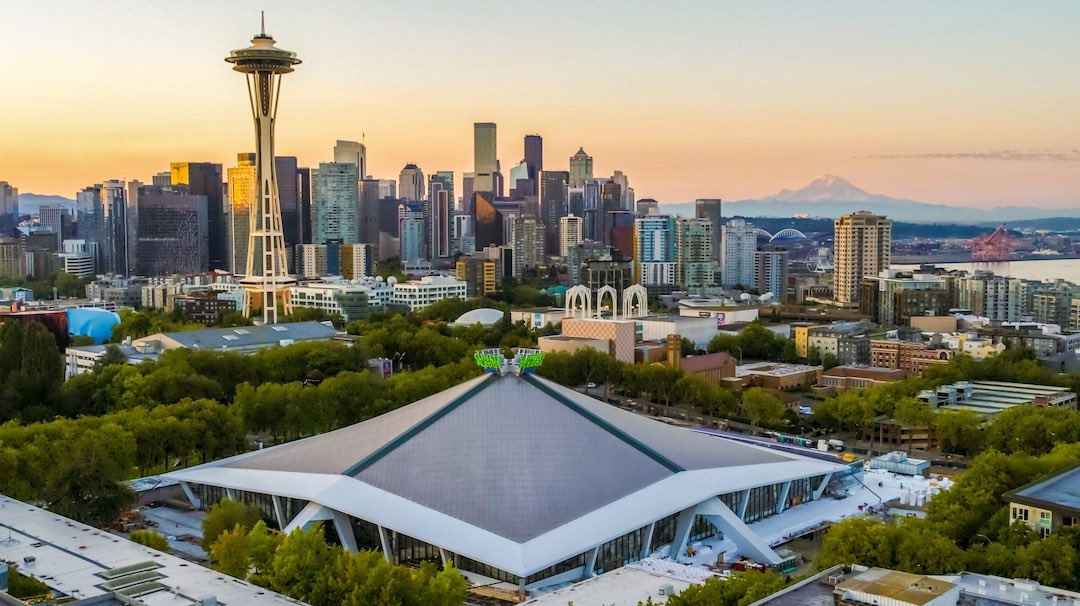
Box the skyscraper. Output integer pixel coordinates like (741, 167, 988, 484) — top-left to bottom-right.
(611, 170, 632, 210)
(225, 18, 300, 323)
(75, 185, 101, 253)
(0, 182, 17, 234)
(275, 156, 302, 272)
(359, 178, 381, 246)
(398, 164, 425, 201)
(599, 179, 622, 246)
(675, 218, 715, 289)
(473, 123, 497, 194)
(569, 148, 593, 187)
(170, 162, 225, 270)
(428, 172, 453, 260)
(633, 215, 677, 288)
(38, 205, 67, 249)
(135, 186, 209, 276)
(539, 170, 569, 256)
(100, 180, 128, 275)
(508, 161, 531, 196)
(720, 219, 757, 288)
(636, 198, 659, 217)
(834, 211, 892, 305)
(311, 163, 360, 245)
(694, 199, 723, 262)
(524, 134, 543, 180)
(474, 192, 501, 250)
(227, 153, 257, 275)
(559, 214, 583, 257)
(754, 250, 789, 297)
(333, 139, 367, 179)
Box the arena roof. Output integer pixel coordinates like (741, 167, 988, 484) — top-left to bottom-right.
(451, 307, 505, 326)
(166, 372, 843, 578)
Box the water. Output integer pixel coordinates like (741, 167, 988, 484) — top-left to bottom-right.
(893, 258, 1080, 283)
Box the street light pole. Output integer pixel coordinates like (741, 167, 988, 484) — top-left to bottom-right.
(734, 346, 743, 366)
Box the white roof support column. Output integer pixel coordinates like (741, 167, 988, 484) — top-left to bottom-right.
(696, 497, 781, 565)
(378, 526, 393, 564)
(271, 495, 285, 529)
(814, 473, 833, 500)
(283, 501, 334, 533)
(669, 505, 699, 562)
(179, 481, 202, 510)
(775, 481, 792, 515)
(737, 488, 751, 521)
(582, 545, 600, 579)
(225, 487, 236, 500)
(439, 548, 449, 565)
(331, 510, 358, 553)
(639, 521, 656, 560)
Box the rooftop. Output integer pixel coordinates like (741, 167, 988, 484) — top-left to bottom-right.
(922, 380, 1076, 416)
(824, 366, 908, 380)
(1004, 463, 1080, 515)
(140, 320, 339, 350)
(521, 563, 697, 605)
(0, 495, 301, 605)
(939, 571, 1080, 606)
(736, 362, 822, 378)
(836, 567, 956, 606)
(680, 352, 737, 373)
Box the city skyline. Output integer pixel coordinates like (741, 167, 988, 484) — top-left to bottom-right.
(4, 1, 1080, 207)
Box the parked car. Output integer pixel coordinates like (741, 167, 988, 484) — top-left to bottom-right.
(586, 382, 597, 389)
(798, 405, 813, 415)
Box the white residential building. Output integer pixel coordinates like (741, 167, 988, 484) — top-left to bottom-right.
(390, 275, 468, 311)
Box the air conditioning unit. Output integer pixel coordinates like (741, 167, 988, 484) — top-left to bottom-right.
(658, 584, 675, 596)
(196, 596, 217, 606)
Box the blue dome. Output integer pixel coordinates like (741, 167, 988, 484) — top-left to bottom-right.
(67, 308, 121, 344)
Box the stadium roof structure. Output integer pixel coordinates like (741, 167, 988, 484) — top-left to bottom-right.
(451, 307, 505, 326)
(166, 371, 844, 588)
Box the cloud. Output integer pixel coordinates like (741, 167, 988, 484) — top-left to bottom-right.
(856, 150, 1080, 162)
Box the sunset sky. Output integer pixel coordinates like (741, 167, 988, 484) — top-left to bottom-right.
(4, 1, 1079, 207)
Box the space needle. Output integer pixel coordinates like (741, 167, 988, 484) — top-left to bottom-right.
(226, 14, 300, 324)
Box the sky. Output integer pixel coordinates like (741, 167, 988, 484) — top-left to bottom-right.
(3, 1, 1080, 207)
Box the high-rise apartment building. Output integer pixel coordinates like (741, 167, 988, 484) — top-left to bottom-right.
(135, 187, 209, 276)
(539, 170, 569, 256)
(695, 199, 723, 262)
(398, 202, 425, 263)
(720, 219, 756, 288)
(611, 170, 633, 210)
(560, 214, 583, 257)
(833, 211, 892, 305)
(634, 215, 677, 288)
(38, 205, 67, 249)
(170, 162, 225, 270)
(311, 162, 360, 245)
(75, 185, 101, 254)
(956, 272, 1024, 322)
(473, 123, 497, 194)
(333, 140, 367, 179)
(754, 250, 788, 297)
(378, 179, 396, 200)
(569, 148, 593, 187)
(511, 215, 541, 278)
(675, 218, 714, 289)
(398, 164, 425, 202)
(340, 243, 374, 280)
(428, 174, 452, 260)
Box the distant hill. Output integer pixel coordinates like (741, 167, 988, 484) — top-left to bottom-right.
(19, 193, 76, 216)
(657, 176, 1080, 224)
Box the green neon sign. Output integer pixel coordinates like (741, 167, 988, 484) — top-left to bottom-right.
(517, 352, 545, 372)
(475, 349, 504, 372)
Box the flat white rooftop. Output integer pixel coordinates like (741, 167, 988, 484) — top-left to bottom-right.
(521, 563, 697, 605)
(0, 494, 302, 605)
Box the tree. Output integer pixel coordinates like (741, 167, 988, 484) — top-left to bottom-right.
(94, 344, 129, 372)
(212, 523, 253, 578)
(933, 409, 984, 455)
(43, 440, 135, 527)
(270, 524, 335, 601)
(202, 499, 265, 553)
(247, 520, 284, 579)
(130, 529, 170, 551)
(741, 388, 785, 427)
(664, 571, 787, 606)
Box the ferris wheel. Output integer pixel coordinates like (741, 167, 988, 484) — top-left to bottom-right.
(805, 248, 834, 273)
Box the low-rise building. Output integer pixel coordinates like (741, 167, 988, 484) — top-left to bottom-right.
(730, 362, 822, 390)
(822, 366, 907, 392)
(560, 317, 637, 363)
(919, 380, 1077, 417)
(870, 339, 953, 374)
(678, 352, 737, 385)
(1004, 464, 1080, 538)
(511, 306, 567, 328)
(538, 334, 611, 358)
(807, 321, 871, 365)
(172, 292, 237, 325)
(289, 279, 391, 321)
(390, 275, 468, 312)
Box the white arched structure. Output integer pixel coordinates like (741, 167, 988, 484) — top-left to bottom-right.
(623, 284, 648, 319)
(565, 285, 592, 318)
(596, 285, 618, 319)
